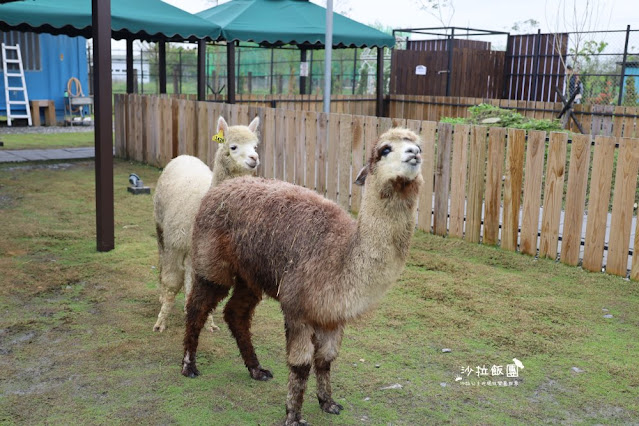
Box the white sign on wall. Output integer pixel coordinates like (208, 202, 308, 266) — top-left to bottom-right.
(300, 62, 309, 77)
(415, 65, 427, 75)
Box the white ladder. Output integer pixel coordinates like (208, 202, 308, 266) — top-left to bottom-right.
(2, 43, 32, 126)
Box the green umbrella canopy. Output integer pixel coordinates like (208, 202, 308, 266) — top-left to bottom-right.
(197, 0, 394, 48)
(0, 0, 222, 41)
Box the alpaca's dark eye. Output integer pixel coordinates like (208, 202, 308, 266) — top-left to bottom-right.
(230, 145, 238, 151)
(381, 146, 392, 156)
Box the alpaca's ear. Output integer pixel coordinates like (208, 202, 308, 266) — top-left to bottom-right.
(248, 116, 260, 133)
(355, 165, 368, 186)
(217, 116, 229, 136)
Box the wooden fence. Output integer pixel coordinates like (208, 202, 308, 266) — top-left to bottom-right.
(115, 94, 639, 280)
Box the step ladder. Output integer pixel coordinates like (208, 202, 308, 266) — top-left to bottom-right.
(2, 43, 32, 126)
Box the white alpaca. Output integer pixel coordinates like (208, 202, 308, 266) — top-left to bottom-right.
(152, 116, 260, 332)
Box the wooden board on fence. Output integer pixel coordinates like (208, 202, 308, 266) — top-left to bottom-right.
(274, 108, 285, 180)
(305, 111, 317, 189)
(483, 127, 507, 245)
(316, 112, 328, 196)
(466, 125, 488, 244)
(614, 106, 625, 138)
(141, 96, 150, 164)
(206, 103, 218, 168)
(338, 115, 353, 210)
(582, 136, 616, 272)
(591, 105, 604, 136)
(196, 102, 209, 164)
(262, 108, 275, 179)
(520, 130, 546, 256)
(285, 109, 296, 184)
(295, 110, 306, 186)
(539, 132, 568, 259)
(134, 96, 144, 161)
(365, 115, 378, 168)
(607, 138, 639, 277)
(147, 96, 161, 167)
(417, 121, 437, 232)
(185, 100, 197, 156)
(326, 114, 340, 202)
(433, 123, 453, 236)
(159, 97, 172, 166)
(350, 115, 365, 214)
(449, 124, 470, 238)
(560, 134, 591, 266)
(502, 129, 526, 251)
(113, 95, 123, 157)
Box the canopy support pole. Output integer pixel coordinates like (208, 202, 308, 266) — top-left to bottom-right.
(227, 41, 236, 104)
(376, 47, 384, 117)
(159, 40, 167, 94)
(92, 0, 114, 252)
(323, 0, 333, 114)
(197, 40, 206, 101)
(126, 39, 134, 94)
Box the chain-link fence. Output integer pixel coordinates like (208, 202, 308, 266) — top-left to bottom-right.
(95, 42, 391, 98)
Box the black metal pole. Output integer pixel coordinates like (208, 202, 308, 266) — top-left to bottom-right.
(376, 46, 384, 117)
(227, 41, 236, 104)
(300, 48, 307, 95)
(197, 39, 206, 101)
(126, 38, 134, 94)
(159, 40, 167, 94)
(446, 28, 454, 97)
(309, 50, 314, 93)
(352, 47, 357, 94)
(270, 48, 274, 95)
(617, 25, 631, 106)
(92, 0, 114, 252)
(531, 29, 542, 102)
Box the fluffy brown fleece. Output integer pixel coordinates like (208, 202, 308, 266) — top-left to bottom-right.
(183, 128, 424, 426)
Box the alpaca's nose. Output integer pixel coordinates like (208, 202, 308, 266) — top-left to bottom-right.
(405, 146, 422, 164)
(248, 154, 258, 162)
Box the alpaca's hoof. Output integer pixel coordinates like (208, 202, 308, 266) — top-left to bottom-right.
(283, 417, 308, 426)
(181, 363, 200, 378)
(319, 398, 344, 415)
(249, 366, 273, 381)
(206, 323, 220, 332)
(153, 322, 166, 332)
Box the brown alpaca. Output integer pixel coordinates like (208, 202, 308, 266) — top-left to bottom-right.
(183, 128, 424, 425)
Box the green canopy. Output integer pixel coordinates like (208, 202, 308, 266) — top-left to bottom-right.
(0, 0, 222, 41)
(197, 0, 394, 48)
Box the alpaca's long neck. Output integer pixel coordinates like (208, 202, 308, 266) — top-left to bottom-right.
(339, 178, 418, 320)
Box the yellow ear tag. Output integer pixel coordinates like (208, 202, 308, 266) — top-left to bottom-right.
(212, 129, 225, 144)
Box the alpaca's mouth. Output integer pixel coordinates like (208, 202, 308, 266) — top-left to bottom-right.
(245, 160, 259, 169)
(405, 157, 421, 166)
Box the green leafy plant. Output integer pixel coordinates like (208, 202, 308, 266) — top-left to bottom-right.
(441, 103, 565, 132)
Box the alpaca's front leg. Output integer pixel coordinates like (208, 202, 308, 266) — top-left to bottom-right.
(284, 320, 314, 425)
(182, 274, 229, 378)
(184, 256, 219, 332)
(313, 326, 344, 415)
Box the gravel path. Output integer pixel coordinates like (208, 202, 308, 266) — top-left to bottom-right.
(0, 125, 94, 135)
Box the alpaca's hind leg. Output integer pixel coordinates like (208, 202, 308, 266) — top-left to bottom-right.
(313, 326, 345, 415)
(184, 256, 219, 332)
(223, 280, 271, 381)
(153, 246, 184, 332)
(283, 320, 315, 426)
(182, 273, 229, 378)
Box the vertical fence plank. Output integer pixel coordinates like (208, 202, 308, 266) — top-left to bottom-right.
(326, 113, 340, 202)
(147, 96, 161, 167)
(433, 122, 453, 236)
(113, 95, 124, 158)
(520, 130, 546, 256)
(196, 101, 209, 164)
(134, 95, 144, 162)
(206, 102, 218, 168)
(159, 97, 172, 167)
(285, 109, 296, 184)
(275, 108, 286, 180)
(365, 115, 378, 165)
(582, 136, 616, 272)
(174, 98, 186, 156)
(262, 107, 275, 179)
(338, 114, 353, 211)
(560, 134, 591, 266)
(295, 110, 306, 186)
(141, 96, 150, 164)
(449, 124, 470, 238)
(185, 99, 197, 156)
(305, 111, 317, 189)
(539, 132, 568, 259)
(607, 138, 639, 276)
(502, 129, 526, 251)
(483, 127, 507, 245)
(417, 121, 437, 232)
(316, 112, 328, 196)
(466, 125, 488, 244)
(350, 115, 365, 214)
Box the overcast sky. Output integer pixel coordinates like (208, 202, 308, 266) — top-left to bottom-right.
(162, 0, 637, 33)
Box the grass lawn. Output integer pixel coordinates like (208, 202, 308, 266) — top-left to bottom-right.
(0, 159, 638, 425)
(0, 131, 95, 150)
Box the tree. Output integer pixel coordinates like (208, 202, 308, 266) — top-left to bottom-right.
(356, 63, 369, 95)
(414, 0, 455, 27)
